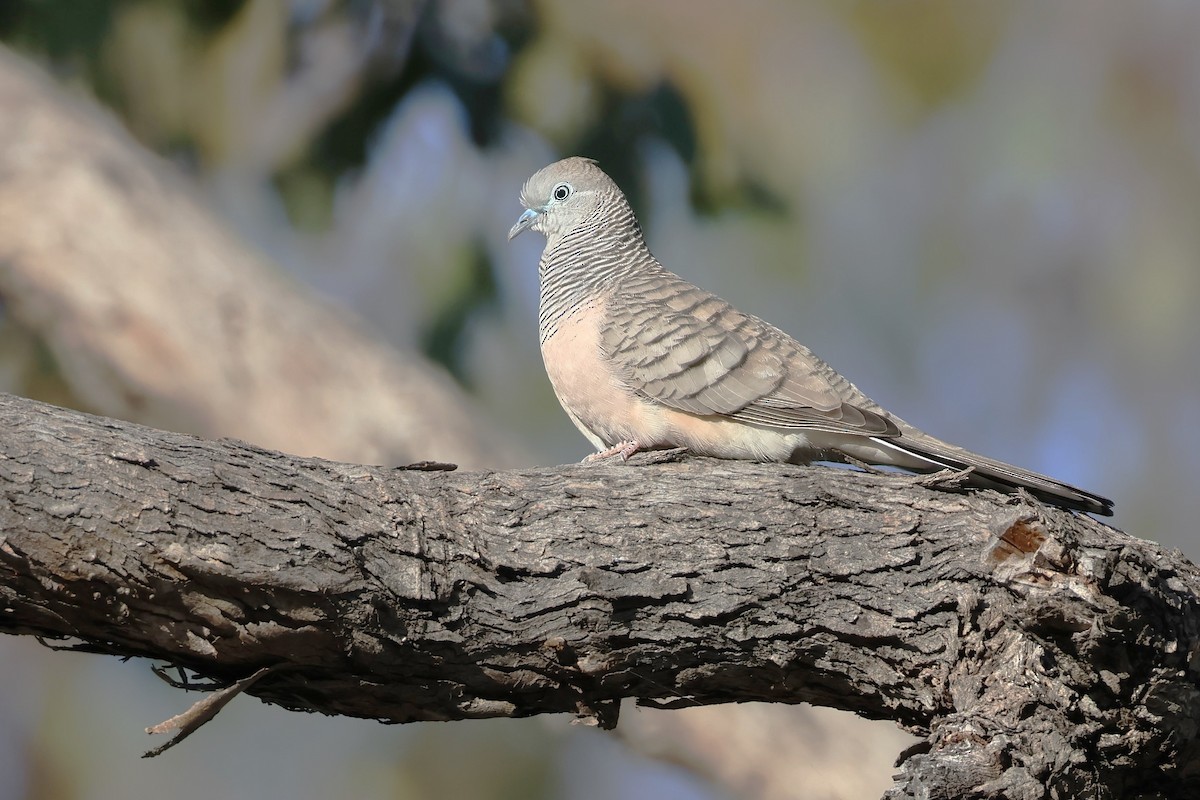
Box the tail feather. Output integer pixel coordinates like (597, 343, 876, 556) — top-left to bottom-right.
(868, 434, 1114, 516)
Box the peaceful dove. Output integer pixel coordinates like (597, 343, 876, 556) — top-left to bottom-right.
(508, 157, 1113, 516)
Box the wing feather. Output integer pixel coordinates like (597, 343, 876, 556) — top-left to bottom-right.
(600, 279, 898, 436)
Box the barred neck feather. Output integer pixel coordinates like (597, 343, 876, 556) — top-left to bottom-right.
(538, 193, 661, 342)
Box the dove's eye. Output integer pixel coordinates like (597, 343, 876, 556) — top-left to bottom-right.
(552, 183, 572, 201)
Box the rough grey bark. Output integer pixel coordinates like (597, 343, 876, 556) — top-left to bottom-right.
(1, 392, 1197, 798)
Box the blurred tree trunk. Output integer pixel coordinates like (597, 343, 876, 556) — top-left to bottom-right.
(2, 392, 1196, 799)
(0, 45, 510, 470)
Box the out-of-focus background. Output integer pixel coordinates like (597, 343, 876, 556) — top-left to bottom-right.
(1, 1, 1197, 799)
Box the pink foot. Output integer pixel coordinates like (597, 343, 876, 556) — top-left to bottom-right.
(584, 440, 641, 463)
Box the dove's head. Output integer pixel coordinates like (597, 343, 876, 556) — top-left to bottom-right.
(508, 157, 626, 244)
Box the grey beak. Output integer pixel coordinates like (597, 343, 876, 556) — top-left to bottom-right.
(508, 207, 540, 240)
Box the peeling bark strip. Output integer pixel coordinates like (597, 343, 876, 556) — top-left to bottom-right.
(0, 393, 1197, 797)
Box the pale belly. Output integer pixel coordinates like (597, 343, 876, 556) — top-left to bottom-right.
(540, 302, 808, 462)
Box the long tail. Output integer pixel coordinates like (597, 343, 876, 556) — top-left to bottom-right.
(868, 433, 1114, 516)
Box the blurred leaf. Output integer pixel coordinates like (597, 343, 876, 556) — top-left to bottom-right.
(0, 0, 115, 65)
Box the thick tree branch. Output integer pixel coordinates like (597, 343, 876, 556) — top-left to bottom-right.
(1, 393, 1197, 798)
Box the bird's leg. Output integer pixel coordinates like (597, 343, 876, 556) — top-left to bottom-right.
(584, 440, 641, 463)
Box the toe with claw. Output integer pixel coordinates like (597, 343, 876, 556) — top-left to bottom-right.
(584, 440, 641, 463)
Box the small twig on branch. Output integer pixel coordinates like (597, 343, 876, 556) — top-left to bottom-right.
(144, 666, 281, 758)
